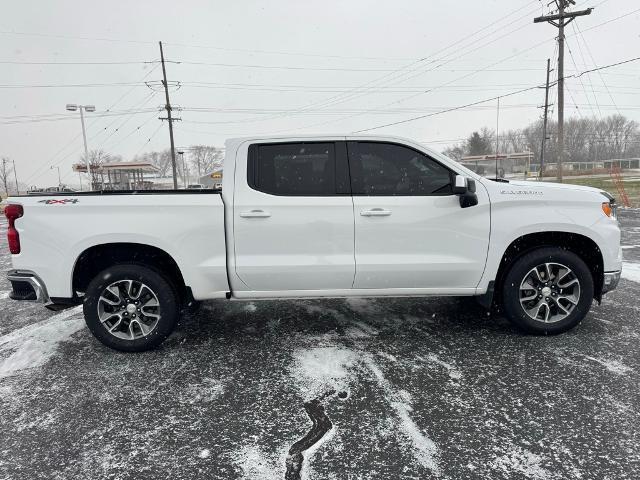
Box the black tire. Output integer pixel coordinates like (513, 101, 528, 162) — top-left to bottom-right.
(83, 264, 180, 352)
(502, 247, 594, 334)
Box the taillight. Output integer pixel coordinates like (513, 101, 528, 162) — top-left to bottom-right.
(4, 204, 23, 254)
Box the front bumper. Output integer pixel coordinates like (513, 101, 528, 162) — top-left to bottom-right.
(602, 270, 621, 294)
(7, 270, 51, 304)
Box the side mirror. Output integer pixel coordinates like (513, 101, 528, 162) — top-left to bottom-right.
(453, 175, 478, 208)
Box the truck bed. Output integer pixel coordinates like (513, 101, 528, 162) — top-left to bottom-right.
(7, 192, 229, 300)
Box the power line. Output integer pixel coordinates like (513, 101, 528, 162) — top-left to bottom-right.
(352, 55, 640, 133)
(0, 82, 146, 89)
(18, 65, 161, 185)
(193, 1, 541, 133)
(132, 122, 164, 158)
(0, 109, 157, 125)
(565, 37, 600, 117)
(0, 60, 156, 65)
(92, 93, 159, 148)
(573, 21, 621, 116)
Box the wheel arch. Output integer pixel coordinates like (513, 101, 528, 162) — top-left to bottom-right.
(72, 242, 190, 301)
(493, 231, 604, 305)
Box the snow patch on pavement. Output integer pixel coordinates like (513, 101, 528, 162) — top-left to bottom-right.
(243, 302, 257, 313)
(184, 378, 224, 403)
(490, 447, 552, 479)
(234, 444, 282, 480)
(583, 355, 632, 374)
(292, 346, 357, 398)
(344, 297, 379, 315)
(0, 291, 9, 300)
(363, 354, 439, 475)
(419, 353, 462, 380)
(0, 306, 83, 378)
(621, 262, 640, 283)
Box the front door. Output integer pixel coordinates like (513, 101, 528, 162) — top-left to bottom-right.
(233, 140, 355, 292)
(347, 141, 490, 291)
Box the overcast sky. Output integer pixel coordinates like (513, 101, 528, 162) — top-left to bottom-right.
(2, 0, 639, 187)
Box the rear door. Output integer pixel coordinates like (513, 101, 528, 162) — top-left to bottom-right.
(233, 140, 355, 292)
(347, 140, 490, 291)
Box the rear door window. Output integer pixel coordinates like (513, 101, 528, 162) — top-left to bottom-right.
(248, 142, 340, 196)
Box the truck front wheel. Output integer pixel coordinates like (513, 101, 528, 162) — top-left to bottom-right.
(502, 247, 594, 334)
(83, 264, 179, 352)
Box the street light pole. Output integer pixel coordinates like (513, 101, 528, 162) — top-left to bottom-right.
(51, 166, 61, 188)
(178, 151, 187, 188)
(66, 103, 95, 189)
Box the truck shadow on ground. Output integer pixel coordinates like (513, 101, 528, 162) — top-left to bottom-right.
(168, 296, 516, 348)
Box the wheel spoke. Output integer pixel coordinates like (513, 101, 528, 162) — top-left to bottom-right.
(525, 298, 545, 318)
(558, 294, 578, 306)
(99, 285, 121, 306)
(555, 300, 570, 316)
(100, 312, 121, 325)
(141, 309, 160, 320)
(108, 317, 123, 332)
(544, 263, 552, 282)
(558, 277, 578, 289)
(141, 295, 158, 307)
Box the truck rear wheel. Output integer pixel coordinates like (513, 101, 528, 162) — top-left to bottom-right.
(83, 264, 179, 352)
(502, 247, 594, 334)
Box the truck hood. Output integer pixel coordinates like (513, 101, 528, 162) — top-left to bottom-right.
(498, 180, 609, 196)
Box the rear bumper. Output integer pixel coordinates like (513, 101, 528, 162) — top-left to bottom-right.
(602, 270, 621, 294)
(7, 270, 51, 304)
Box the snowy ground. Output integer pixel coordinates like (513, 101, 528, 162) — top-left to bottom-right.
(1, 211, 639, 479)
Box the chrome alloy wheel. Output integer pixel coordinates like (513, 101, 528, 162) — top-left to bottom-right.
(97, 280, 161, 340)
(519, 262, 581, 324)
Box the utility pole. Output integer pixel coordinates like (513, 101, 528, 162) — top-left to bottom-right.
(1, 158, 9, 196)
(12, 159, 19, 193)
(534, 0, 592, 182)
(540, 58, 552, 180)
(495, 96, 500, 179)
(159, 41, 179, 189)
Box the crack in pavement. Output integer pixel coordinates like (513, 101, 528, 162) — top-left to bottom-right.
(285, 390, 342, 480)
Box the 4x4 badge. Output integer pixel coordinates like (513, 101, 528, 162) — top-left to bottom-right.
(38, 199, 79, 205)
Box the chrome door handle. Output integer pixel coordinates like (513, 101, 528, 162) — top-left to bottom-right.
(239, 209, 271, 218)
(360, 208, 392, 217)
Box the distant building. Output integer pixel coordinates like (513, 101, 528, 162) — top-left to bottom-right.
(73, 161, 160, 190)
(460, 152, 533, 178)
(199, 169, 223, 189)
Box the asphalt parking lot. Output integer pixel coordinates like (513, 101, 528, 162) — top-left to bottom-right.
(1, 210, 639, 480)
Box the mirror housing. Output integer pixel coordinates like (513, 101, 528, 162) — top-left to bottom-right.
(453, 175, 478, 208)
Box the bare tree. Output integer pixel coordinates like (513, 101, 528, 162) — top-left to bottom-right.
(80, 149, 120, 187)
(135, 149, 173, 177)
(442, 114, 640, 166)
(189, 145, 224, 178)
(0, 157, 13, 196)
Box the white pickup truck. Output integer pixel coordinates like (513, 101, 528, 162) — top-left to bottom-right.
(4, 135, 622, 351)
